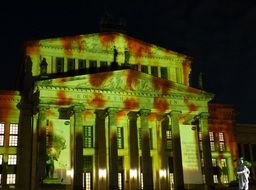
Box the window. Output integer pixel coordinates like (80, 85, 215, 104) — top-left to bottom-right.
(219, 132, 225, 151)
(151, 66, 158, 77)
(219, 142, 225, 152)
(219, 132, 224, 142)
(100, 61, 108, 71)
(213, 175, 218, 183)
(0, 123, 4, 146)
(209, 132, 215, 151)
(118, 172, 123, 190)
(56, 57, 64, 73)
(166, 129, 172, 150)
(89, 60, 97, 72)
(212, 158, 217, 167)
(118, 157, 124, 190)
(67, 58, 75, 72)
(8, 155, 17, 165)
(84, 126, 93, 148)
(141, 173, 144, 190)
(83, 172, 92, 190)
(141, 65, 148, 74)
(117, 127, 124, 149)
(209, 132, 214, 141)
(129, 64, 138, 71)
(160, 67, 168, 79)
(83, 156, 92, 190)
(6, 174, 16, 184)
(78, 59, 86, 70)
(9, 124, 18, 146)
(83, 156, 93, 171)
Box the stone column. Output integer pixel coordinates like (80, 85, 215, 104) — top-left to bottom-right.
(199, 112, 214, 188)
(127, 111, 139, 190)
(169, 110, 184, 190)
(157, 114, 169, 190)
(107, 108, 119, 190)
(139, 109, 153, 190)
(37, 105, 49, 184)
(226, 157, 234, 182)
(73, 104, 85, 190)
(95, 109, 107, 190)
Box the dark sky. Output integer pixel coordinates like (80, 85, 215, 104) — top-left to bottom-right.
(1, 1, 256, 123)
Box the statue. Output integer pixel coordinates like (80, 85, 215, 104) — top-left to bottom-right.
(113, 46, 118, 63)
(236, 157, 250, 190)
(45, 134, 66, 179)
(124, 48, 130, 64)
(40, 58, 48, 77)
(46, 154, 56, 178)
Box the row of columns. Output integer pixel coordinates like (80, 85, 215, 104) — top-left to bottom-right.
(36, 104, 214, 190)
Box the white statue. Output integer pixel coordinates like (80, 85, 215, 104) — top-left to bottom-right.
(236, 158, 250, 190)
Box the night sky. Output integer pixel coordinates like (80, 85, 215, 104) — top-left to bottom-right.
(1, 1, 256, 123)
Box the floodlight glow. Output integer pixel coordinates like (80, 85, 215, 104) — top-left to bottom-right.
(66, 168, 74, 178)
(159, 169, 166, 178)
(130, 169, 137, 178)
(99, 169, 106, 178)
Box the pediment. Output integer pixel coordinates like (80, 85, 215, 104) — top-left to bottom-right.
(27, 32, 186, 61)
(37, 69, 213, 99)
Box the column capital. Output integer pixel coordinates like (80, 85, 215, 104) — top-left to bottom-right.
(95, 109, 107, 119)
(38, 104, 50, 112)
(138, 109, 151, 117)
(199, 112, 210, 119)
(169, 110, 181, 117)
(73, 104, 85, 113)
(107, 107, 119, 116)
(156, 113, 168, 121)
(127, 111, 139, 120)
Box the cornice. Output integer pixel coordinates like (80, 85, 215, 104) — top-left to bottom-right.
(38, 44, 185, 62)
(37, 84, 212, 102)
(0, 96, 21, 103)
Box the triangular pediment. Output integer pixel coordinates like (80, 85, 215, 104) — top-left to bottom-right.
(36, 69, 213, 99)
(26, 32, 187, 61)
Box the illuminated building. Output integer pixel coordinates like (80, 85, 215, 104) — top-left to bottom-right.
(207, 104, 238, 185)
(0, 32, 235, 189)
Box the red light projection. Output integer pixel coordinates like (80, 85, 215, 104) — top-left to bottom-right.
(46, 109, 55, 117)
(61, 36, 83, 56)
(56, 91, 72, 105)
(99, 33, 118, 47)
(152, 77, 173, 95)
(184, 97, 198, 113)
(89, 93, 106, 108)
(83, 110, 93, 119)
(116, 111, 126, 124)
(127, 38, 152, 58)
(26, 41, 40, 55)
(148, 113, 157, 121)
(182, 57, 191, 86)
(56, 78, 68, 84)
(124, 98, 139, 110)
(153, 97, 169, 113)
(127, 70, 140, 90)
(187, 87, 203, 95)
(89, 72, 113, 87)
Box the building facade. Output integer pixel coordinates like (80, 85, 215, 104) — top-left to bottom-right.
(207, 104, 238, 185)
(0, 32, 238, 190)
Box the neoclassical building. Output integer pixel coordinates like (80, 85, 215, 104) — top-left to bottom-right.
(0, 32, 240, 190)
